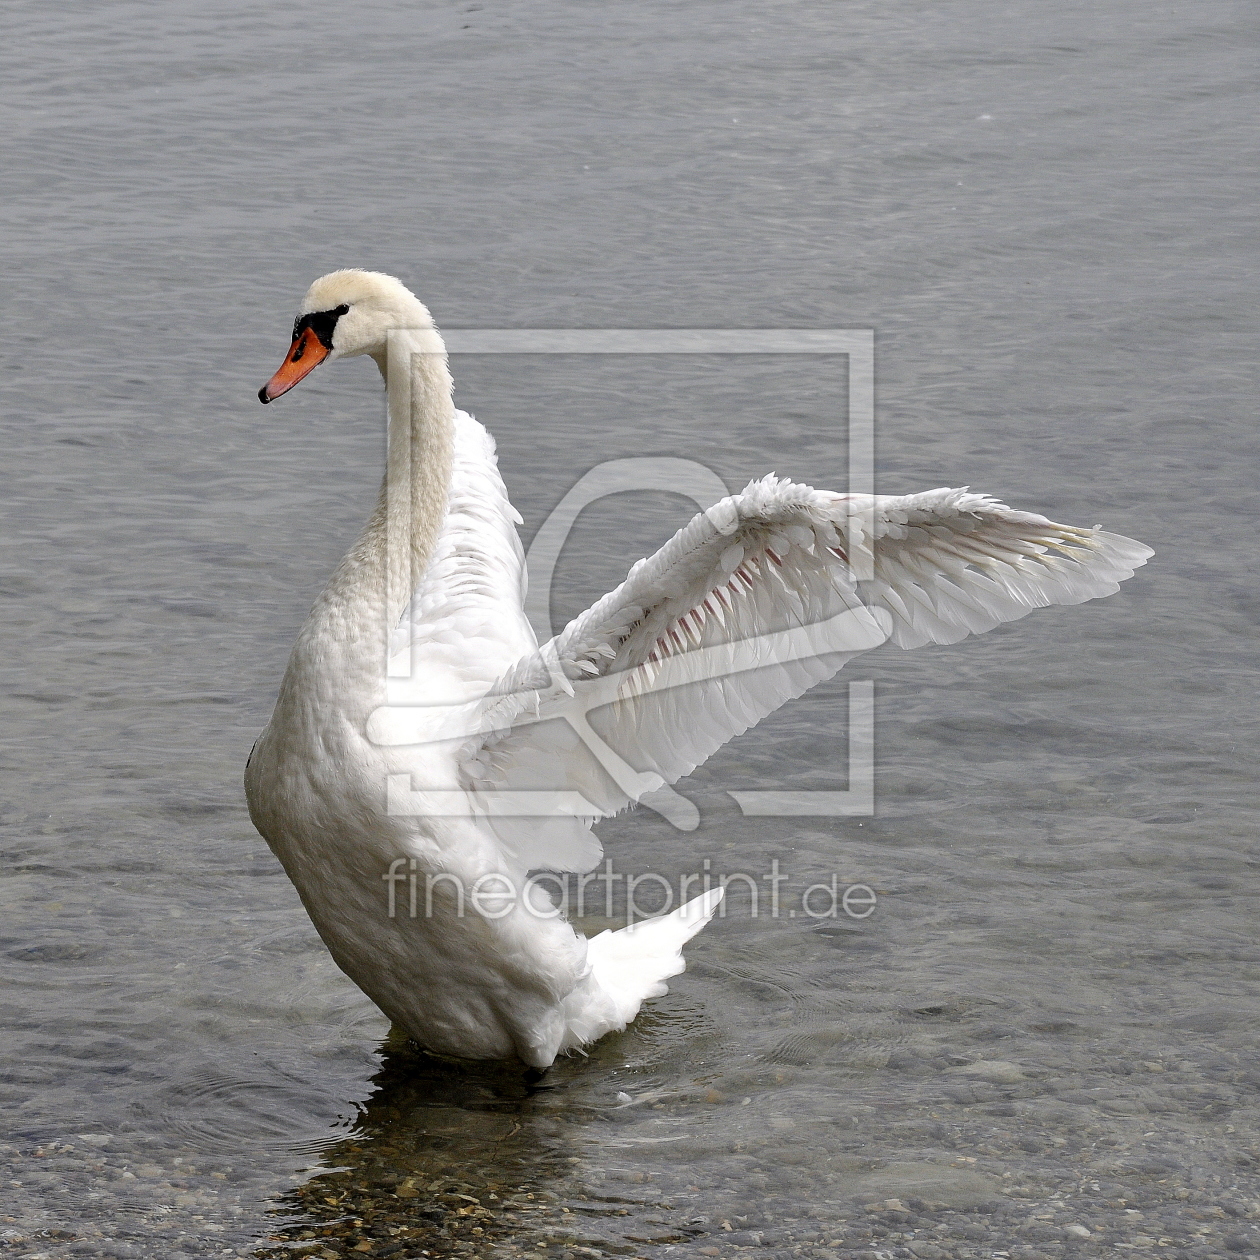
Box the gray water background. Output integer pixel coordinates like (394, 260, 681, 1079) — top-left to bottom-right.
(1, 0, 1258, 1257)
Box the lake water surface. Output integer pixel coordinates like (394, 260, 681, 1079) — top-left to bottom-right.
(2, 1, 1258, 1258)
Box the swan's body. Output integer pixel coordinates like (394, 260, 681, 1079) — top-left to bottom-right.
(245, 271, 1151, 1068)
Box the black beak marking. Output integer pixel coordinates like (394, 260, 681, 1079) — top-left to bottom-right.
(291, 303, 350, 351)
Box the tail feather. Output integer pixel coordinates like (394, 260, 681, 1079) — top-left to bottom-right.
(559, 888, 723, 1053)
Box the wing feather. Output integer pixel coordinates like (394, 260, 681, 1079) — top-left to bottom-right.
(373, 476, 1151, 872)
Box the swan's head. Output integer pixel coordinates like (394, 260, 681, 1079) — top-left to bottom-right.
(258, 270, 436, 403)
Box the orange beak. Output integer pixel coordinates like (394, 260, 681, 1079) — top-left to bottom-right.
(258, 327, 331, 404)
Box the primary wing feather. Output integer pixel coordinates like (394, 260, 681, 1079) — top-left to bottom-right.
(453, 477, 1149, 870)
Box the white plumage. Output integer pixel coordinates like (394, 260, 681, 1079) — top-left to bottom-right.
(246, 270, 1152, 1068)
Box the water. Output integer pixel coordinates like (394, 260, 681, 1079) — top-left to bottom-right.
(1, 0, 1257, 1256)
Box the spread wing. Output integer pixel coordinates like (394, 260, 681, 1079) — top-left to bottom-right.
(374, 476, 1151, 871)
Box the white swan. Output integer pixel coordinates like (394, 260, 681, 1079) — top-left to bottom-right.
(245, 270, 1151, 1069)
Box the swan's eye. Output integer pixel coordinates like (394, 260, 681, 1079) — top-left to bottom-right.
(291, 303, 350, 350)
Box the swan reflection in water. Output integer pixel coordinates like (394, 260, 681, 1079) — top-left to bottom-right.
(257, 1002, 716, 1260)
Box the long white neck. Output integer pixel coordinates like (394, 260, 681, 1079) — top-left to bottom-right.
(309, 327, 455, 661)
(380, 327, 456, 632)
